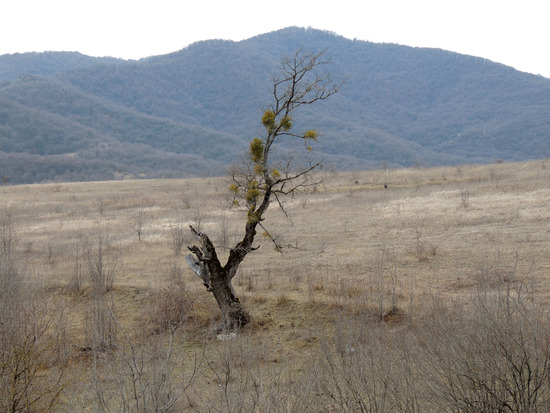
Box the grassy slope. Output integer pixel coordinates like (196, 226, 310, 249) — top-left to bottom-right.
(2, 159, 550, 410)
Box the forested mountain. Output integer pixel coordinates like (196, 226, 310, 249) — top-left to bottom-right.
(0, 51, 120, 82)
(1, 27, 549, 183)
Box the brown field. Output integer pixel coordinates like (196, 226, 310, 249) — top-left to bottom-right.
(1, 159, 550, 411)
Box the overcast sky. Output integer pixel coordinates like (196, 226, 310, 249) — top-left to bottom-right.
(2, 0, 548, 78)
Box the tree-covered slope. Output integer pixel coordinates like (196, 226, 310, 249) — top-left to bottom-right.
(0, 51, 120, 81)
(1, 27, 549, 183)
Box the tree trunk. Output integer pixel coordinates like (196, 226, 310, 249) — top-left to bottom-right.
(186, 188, 266, 331)
(209, 268, 249, 331)
(185, 226, 249, 331)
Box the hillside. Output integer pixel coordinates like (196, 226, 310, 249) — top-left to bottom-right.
(0, 51, 120, 82)
(1, 27, 550, 183)
(1, 161, 550, 410)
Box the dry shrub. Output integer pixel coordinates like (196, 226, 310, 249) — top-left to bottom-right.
(0, 216, 65, 412)
(192, 335, 308, 412)
(170, 225, 187, 256)
(275, 293, 290, 306)
(306, 315, 419, 412)
(416, 285, 550, 412)
(0, 298, 66, 413)
(411, 218, 437, 261)
(88, 326, 190, 412)
(84, 291, 117, 352)
(413, 240, 437, 261)
(473, 249, 519, 289)
(78, 229, 122, 352)
(149, 288, 191, 334)
(149, 263, 192, 334)
(296, 278, 550, 412)
(82, 231, 121, 294)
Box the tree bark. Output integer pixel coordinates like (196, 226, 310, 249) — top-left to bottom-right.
(186, 226, 249, 331)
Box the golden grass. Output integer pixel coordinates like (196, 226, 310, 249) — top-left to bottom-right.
(2, 159, 550, 409)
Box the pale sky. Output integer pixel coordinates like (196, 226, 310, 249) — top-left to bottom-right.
(2, 0, 549, 78)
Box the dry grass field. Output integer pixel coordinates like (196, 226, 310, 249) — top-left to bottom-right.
(1, 159, 550, 411)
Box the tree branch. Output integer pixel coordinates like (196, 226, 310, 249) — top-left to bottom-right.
(186, 225, 223, 290)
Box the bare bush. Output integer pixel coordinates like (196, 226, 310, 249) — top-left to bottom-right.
(150, 289, 189, 335)
(372, 244, 401, 318)
(147, 263, 191, 335)
(152, 290, 188, 333)
(308, 316, 420, 412)
(459, 186, 470, 208)
(0, 215, 22, 301)
(82, 230, 120, 351)
(69, 234, 84, 291)
(89, 322, 192, 412)
(170, 225, 187, 256)
(1, 213, 16, 257)
(218, 211, 230, 251)
(412, 218, 436, 261)
(0, 298, 66, 413)
(474, 248, 519, 289)
(0, 216, 65, 412)
(85, 291, 117, 352)
(83, 231, 121, 294)
(195, 336, 299, 412)
(131, 208, 148, 241)
(416, 285, 550, 412)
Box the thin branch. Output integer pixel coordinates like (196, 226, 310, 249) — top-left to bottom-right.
(272, 162, 322, 195)
(272, 192, 289, 218)
(258, 222, 283, 253)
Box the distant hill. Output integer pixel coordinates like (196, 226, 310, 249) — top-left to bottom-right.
(1, 27, 549, 183)
(0, 51, 120, 82)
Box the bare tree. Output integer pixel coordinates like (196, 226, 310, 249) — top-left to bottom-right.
(131, 208, 147, 241)
(186, 50, 341, 331)
(170, 225, 187, 256)
(82, 231, 120, 351)
(83, 231, 120, 294)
